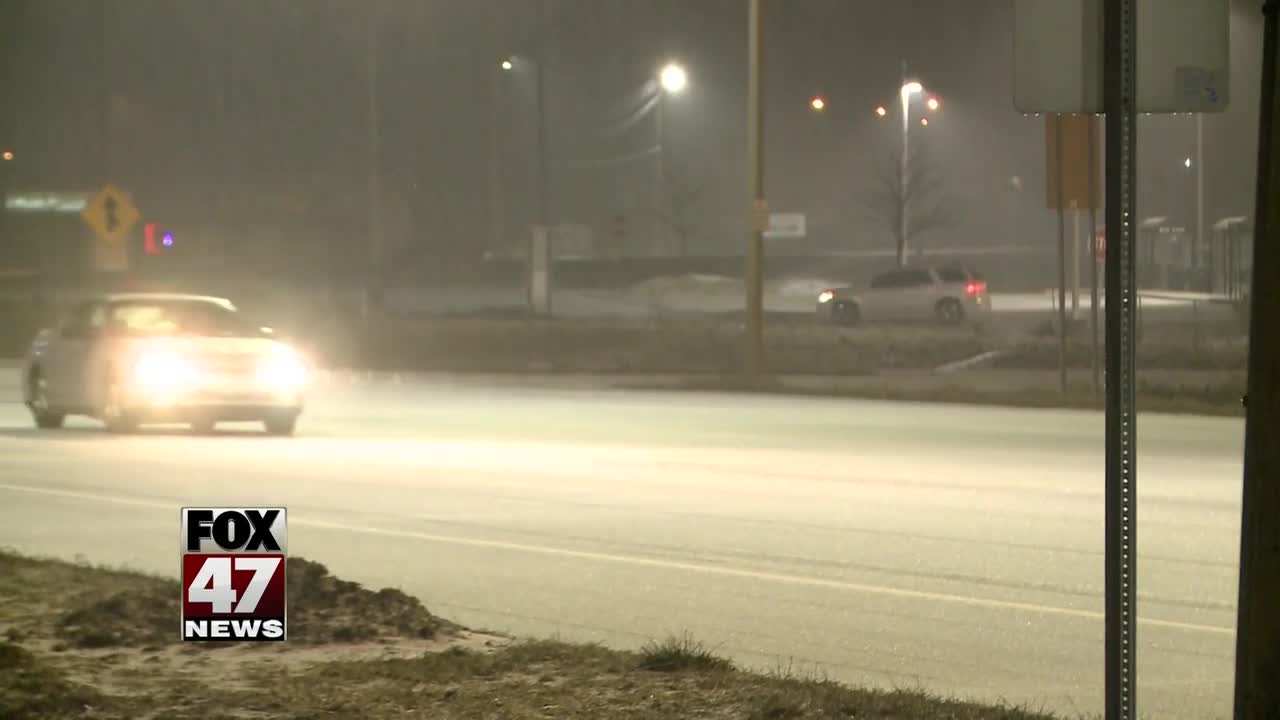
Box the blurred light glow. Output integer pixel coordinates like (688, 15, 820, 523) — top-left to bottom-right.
(810, 96, 826, 111)
(501, 59, 513, 71)
(1, 150, 13, 161)
(920, 118, 929, 126)
(162, 233, 174, 247)
(875, 106, 888, 117)
(1184, 157, 1193, 168)
(927, 97, 940, 111)
(901, 81, 924, 98)
(660, 63, 688, 94)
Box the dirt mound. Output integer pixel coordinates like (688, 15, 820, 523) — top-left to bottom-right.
(286, 558, 451, 644)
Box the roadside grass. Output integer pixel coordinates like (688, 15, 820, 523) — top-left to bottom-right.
(0, 642, 106, 720)
(627, 374, 1246, 418)
(0, 549, 1069, 720)
(0, 550, 450, 650)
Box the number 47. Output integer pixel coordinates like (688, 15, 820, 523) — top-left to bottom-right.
(187, 557, 280, 614)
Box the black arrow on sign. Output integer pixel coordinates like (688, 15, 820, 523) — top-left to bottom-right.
(103, 196, 119, 233)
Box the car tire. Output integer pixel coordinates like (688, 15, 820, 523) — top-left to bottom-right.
(831, 301, 861, 327)
(263, 413, 297, 437)
(936, 298, 965, 325)
(28, 371, 65, 429)
(101, 379, 139, 434)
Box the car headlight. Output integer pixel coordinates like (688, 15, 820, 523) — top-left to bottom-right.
(818, 290, 834, 304)
(133, 351, 198, 390)
(257, 348, 307, 389)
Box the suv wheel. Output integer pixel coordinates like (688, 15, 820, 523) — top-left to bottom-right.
(28, 372, 65, 429)
(832, 301, 861, 327)
(263, 413, 298, 437)
(936, 298, 965, 325)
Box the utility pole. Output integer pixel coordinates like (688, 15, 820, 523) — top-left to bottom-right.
(745, 0, 765, 380)
(1233, 1, 1280, 717)
(489, 66, 506, 258)
(365, 5, 382, 315)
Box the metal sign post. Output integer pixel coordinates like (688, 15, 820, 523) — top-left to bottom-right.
(1103, 0, 1139, 717)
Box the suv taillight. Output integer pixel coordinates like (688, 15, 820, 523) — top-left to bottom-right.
(966, 281, 987, 295)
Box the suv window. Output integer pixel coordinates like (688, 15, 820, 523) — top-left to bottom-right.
(60, 301, 105, 339)
(870, 270, 933, 289)
(936, 267, 971, 283)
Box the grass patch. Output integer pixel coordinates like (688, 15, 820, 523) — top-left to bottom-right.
(0, 642, 107, 720)
(287, 557, 451, 643)
(637, 632, 735, 673)
(0, 550, 1069, 719)
(0, 551, 448, 649)
(624, 373, 1246, 418)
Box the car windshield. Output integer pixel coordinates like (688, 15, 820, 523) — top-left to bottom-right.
(107, 301, 256, 338)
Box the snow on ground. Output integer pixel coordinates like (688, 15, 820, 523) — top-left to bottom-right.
(378, 274, 1230, 322)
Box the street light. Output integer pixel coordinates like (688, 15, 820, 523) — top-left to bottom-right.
(501, 59, 513, 71)
(927, 97, 940, 111)
(659, 63, 688, 94)
(875, 105, 888, 117)
(1, 150, 12, 161)
(810, 96, 826, 112)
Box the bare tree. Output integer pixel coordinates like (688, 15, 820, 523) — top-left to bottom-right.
(655, 161, 703, 257)
(863, 139, 956, 266)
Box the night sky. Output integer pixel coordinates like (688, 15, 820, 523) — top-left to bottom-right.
(0, 0, 1268, 265)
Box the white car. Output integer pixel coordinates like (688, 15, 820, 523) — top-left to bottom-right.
(816, 265, 991, 326)
(21, 293, 308, 435)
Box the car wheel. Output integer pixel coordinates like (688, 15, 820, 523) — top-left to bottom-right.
(101, 380, 139, 434)
(831, 301, 861, 327)
(936, 299, 965, 325)
(28, 372, 65, 429)
(263, 413, 297, 437)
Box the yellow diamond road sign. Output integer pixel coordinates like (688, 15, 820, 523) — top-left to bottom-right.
(82, 183, 140, 244)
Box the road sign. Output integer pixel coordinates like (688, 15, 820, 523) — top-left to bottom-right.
(764, 213, 806, 240)
(82, 183, 140, 245)
(1014, 0, 1229, 114)
(1045, 114, 1102, 211)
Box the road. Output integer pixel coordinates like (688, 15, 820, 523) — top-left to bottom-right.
(0, 369, 1244, 719)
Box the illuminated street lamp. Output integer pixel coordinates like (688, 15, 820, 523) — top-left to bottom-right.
(500, 59, 513, 71)
(927, 97, 940, 111)
(659, 63, 688, 94)
(810, 96, 826, 112)
(920, 117, 929, 127)
(875, 105, 888, 117)
(1, 150, 12, 161)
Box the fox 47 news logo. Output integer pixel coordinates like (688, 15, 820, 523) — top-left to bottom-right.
(181, 507, 287, 642)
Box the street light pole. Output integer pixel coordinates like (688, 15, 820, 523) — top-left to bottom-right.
(900, 62, 911, 267)
(746, 0, 765, 380)
(365, 5, 382, 315)
(655, 93, 664, 255)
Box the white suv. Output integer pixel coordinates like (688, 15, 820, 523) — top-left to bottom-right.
(816, 265, 991, 326)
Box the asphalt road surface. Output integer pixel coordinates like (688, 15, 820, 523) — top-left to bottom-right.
(0, 369, 1244, 719)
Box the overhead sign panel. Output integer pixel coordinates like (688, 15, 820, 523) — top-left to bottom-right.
(1014, 0, 1230, 114)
